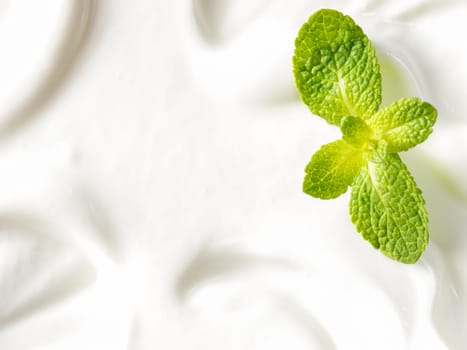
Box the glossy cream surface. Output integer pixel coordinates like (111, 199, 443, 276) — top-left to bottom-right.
(0, 0, 466, 349)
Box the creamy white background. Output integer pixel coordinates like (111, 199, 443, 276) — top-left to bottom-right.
(0, 0, 466, 349)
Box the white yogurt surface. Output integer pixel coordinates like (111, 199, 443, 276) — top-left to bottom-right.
(0, 0, 466, 349)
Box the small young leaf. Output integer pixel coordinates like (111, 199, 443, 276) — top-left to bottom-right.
(368, 97, 437, 152)
(340, 116, 373, 145)
(350, 153, 428, 263)
(304, 140, 364, 199)
(293, 9, 381, 126)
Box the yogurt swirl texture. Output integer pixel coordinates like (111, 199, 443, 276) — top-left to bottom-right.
(0, 0, 466, 349)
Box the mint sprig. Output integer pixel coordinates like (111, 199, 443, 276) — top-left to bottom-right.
(293, 9, 437, 263)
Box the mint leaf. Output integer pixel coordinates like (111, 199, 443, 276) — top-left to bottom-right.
(340, 116, 373, 145)
(293, 9, 381, 126)
(368, 97, 437, 152)
(294, 9, 437, 263)
(350, 153, 428, 263)
(303, 140, 364, 199)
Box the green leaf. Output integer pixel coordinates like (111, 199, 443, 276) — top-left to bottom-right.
(340, 115, 373, 145)
(293, 9, 437, 263)
(368, 97, 437, 152)
(304, 139, 364, 199)
(293, 9, 381, 126)
(350, 153, 428, 263)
